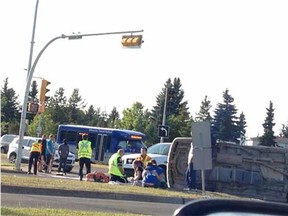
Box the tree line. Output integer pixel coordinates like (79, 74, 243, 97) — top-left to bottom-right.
(1, 77, 288, 146)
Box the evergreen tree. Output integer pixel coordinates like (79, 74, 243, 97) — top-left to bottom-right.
(259, 101, 277, 147)
(195, 95, 213, 122)
(67, 88, 86, 124)
(150, 77, 191, 143)
(280, 122, 288, 138)
(236, 112, 247, 143)
(107, 107, 120, 128)
(28, 80, 38, 101)
(211, 89, 240, 143)
(1, 78, 20, 124)
(83, 105, 96, 126)
(46, 87, 69, 124)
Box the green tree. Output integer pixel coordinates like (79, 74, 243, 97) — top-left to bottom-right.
(107, 107, 120, 128)
(1, 78, 20, 127)
(236, 112, 247, 142)
(211, 89, 240, 143)
(119, 102, 150, 131)
(28, 113, 57, 137)
(28, 80, 38, 101)
(46, 87, 69, 125)
(67, 88, 86, 124)
(259, 101, 277, 147)
(150, 78, 191, 143)
(195, 95, 212, 122)
(280, 122, 288, 138)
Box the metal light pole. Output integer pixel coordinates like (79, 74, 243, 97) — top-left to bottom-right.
(160, 85, 170, 143)
(26, 0, 40, 77)
(15, 30, 144, 170)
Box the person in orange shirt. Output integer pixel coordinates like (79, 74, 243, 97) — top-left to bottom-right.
(27, 139, 42, 175)
(133, 147, 152, 169)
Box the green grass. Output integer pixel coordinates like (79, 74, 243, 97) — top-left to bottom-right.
(1, 207, 146, 216)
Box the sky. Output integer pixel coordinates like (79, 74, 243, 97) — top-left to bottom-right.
(1, 0, 288, 139)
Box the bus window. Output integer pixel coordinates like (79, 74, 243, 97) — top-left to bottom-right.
(116, 140, 146, 153)
(60, 130, 78, 143)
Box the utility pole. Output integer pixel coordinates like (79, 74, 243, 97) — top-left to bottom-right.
(160, 85, 169, 143)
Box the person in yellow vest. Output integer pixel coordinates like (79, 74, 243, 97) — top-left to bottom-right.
(133, 147, 152, 168)
(108, 149, 128, 183)
(27, 139, 42, 175)
(77, 134, 92, 181)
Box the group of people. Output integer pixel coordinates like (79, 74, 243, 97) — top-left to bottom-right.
(28, 134, 55, 175)
(27, 134, 70, 175)
(107, 146, 168, 189)
(28, 132, 197, 191)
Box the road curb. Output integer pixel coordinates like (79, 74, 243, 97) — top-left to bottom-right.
(1, 185, 189, 205)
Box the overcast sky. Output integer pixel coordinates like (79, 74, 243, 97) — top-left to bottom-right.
(1, 0, 287, 138)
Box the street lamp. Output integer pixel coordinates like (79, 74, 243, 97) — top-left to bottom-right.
(160, 84, 171, 143)
(15, 30, 144, 170)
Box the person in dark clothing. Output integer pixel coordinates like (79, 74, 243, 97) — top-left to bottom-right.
(28, 139, 42, 175)
(57, 139, 70, 174)
(38, 134, 47, 172)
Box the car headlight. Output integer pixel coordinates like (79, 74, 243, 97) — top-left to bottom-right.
(127, 158, 134, 164)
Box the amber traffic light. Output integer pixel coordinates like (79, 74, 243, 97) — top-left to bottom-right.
(39, 79, 51, 103)
(121, 35, 143, 48)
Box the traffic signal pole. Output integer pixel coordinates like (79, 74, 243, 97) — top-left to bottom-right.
(15, 29, 144, 171)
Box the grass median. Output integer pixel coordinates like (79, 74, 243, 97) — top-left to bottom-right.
(1, 163, 235, 200)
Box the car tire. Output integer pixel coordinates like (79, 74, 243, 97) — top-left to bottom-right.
(9, 153, 17, 163)
(1, 147, 5, 154)
(64, 167, 73, 173)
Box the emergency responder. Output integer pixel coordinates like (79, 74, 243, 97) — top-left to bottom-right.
(27, 139, 42, 175)
(77, 134, 92, 181)
(108, 149, 127, 183)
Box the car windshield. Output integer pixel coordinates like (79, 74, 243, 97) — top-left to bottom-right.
(147, 143, 171, 156)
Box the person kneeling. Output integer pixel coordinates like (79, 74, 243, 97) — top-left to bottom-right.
(108, 149, 128, 183)
(142, 161, 166, 188)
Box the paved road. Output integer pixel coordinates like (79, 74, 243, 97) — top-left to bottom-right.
(2, 192, 182, 215)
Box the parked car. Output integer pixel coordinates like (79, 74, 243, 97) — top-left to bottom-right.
(122, 142, 171, 177)
(0, 134, 18, 154)
(7, 136, 76, 172)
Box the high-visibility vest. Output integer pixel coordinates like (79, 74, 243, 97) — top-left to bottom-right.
(31, 142, 42, 153)
(108, 153, 124, 177)
(78, 140, 92, 159)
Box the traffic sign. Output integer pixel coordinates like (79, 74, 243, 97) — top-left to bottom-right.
(158, 125, 169, 138)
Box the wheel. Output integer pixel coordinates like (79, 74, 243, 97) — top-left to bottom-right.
(64, 166, 73, 173)
(9, 153, 17, 163)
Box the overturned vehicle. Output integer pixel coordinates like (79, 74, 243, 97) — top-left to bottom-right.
(167, 137, 288, 203)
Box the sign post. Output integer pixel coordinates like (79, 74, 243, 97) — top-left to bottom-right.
(191, 121, 212, 193)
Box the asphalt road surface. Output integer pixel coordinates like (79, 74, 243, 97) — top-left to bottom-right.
(2, 192, 182, 215)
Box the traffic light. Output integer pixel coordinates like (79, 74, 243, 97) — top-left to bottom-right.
(121, 35, 143, 48)
(27, 102, 38, 114)
(39, 79, 51, 103)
